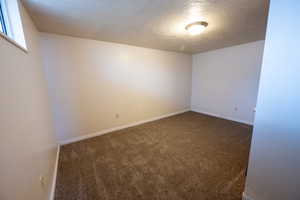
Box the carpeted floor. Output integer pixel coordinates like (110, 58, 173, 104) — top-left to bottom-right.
(55, 111, 252, 200)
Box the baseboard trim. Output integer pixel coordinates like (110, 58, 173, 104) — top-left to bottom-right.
(191, 108, 253, 126)
(243, 192, 254, 200)
(49, 145, 60, 200)
(60, 109, 190, 145)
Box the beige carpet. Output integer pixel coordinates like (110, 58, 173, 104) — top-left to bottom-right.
(55, 111, 252, 200)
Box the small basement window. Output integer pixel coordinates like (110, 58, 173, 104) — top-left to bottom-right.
(0, 2, 7, 34)
(0, 0, 27, 51)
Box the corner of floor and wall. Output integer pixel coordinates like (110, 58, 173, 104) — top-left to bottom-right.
(190, 40, 265, 126)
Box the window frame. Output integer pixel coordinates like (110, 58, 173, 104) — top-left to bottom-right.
(0, 0, 27, 52)
(0, 2, 7, 35)
(0, 0, 12, 37)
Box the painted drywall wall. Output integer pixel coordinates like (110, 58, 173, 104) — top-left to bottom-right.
(40, 33, 192, 143)
(0, 3, 57, 200)
(191, 41, 265, 124)
(244, 1, 300, 200)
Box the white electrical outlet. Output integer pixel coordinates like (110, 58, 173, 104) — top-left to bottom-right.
(115, 114, 119, 118)
(234, 107, 238, 111)
(39, 175, 45, 188)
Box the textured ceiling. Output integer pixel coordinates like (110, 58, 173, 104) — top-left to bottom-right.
(22, 0, 269, 54)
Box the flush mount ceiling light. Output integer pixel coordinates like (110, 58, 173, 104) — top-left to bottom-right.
(185, 21, 208, 35)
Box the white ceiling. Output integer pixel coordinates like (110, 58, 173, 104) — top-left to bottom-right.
(22, 0, 269, 54)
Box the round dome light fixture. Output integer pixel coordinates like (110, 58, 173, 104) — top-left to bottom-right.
(185, 21, 208, 35)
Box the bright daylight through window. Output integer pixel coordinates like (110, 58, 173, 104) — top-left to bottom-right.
(0, 0, 27, 50)
(0, 1, 7, 34)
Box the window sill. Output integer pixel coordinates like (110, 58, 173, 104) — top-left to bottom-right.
(0, 31, 27, 53)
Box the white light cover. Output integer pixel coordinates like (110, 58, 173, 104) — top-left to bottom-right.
(186, 23, 206, 35)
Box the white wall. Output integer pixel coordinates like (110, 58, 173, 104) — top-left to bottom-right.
(0, 4, 57, 200)
(191, 41, 265, 125)
(244, 1, 300, 200)
(40, 33, 192, 143)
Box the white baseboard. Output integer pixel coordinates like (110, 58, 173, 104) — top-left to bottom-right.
(49, 145, 60, 200)
(191, 108, 253, 125)
(243, 192, 254, 200)
(60, 109, 190, 145)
